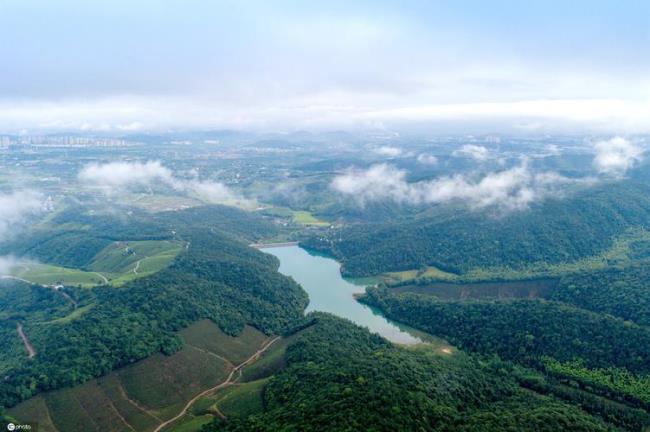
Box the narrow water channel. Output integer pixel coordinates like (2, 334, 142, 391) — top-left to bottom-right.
(263, 245, 430, 345)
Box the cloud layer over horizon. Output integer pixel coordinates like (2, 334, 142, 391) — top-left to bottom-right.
(0, 1, 648, 133)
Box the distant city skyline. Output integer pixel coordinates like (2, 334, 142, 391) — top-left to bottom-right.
(1, 0, 649, 133)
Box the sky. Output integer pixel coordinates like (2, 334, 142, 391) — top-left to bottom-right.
(1, 0, 649, 133)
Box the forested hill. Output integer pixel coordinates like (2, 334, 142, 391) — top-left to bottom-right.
(0, 205, 307, 408)
(364, 288, 650, 374)
(0, 204, 279, 269)
(303, 181, 650, 276)
(158, 205, 279, 240)
(553, 263, 650, 326)
(205, 313, 626, 432)
(362, 286, 650, 428)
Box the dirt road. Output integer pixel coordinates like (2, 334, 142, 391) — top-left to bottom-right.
(153, 336, 280, 432)
(133, 258, 143, 275)
(17, 323, 36, 358)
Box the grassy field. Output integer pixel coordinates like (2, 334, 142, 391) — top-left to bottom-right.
(9, 240, 183, 287)
(259, 206, 329, 227)
(168, 414, 214, 432)
(179, 320, 269, 365)
(292, 210, 329, 227)
(7, 320, 272, 432)
(239, 332, 296, 382)
(118, 345, 231, 419)
(89, 240, 181, 273)
(90, 240, 184, 286)
(165, 327, 313, 430)
(11, 264, 106, 287)
(212, 378, 267, 418)
(182, 349, 289, 428)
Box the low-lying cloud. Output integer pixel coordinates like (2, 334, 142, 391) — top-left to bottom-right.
(453, 144, 491, 161)
(416, 153, 438, 165)
(0, 190, 43, 241)
(78, 161, 237, 203)
(78, 161, 175, 191)
(0, 255, 29, 276)
(332, 163, 588, 211)
(373, 146, 403, 157)
(593, 137, 643, 175)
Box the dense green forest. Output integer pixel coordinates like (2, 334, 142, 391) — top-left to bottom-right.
(553, 263, 650, 326)
(4, 197, 650, 430)
(362, 287, 650, 418)
(303, 182, 650, 276)
(363, 289, 650, 374)
(0, 205, 306, 407)
(204, 313, 629, 431)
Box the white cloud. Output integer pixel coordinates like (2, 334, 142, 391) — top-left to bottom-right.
(453, 144, 490, 161)
(416, 153, 438, 165)
(332, 163, 588, 211)
(78, 160, 238, 203)
(373, 146, 402, 157)
(0, 190, 43, 241)
(183, 180, 235, 203)
(2, 97, 650, 134)
(593, 137, 643, 175)
(545, 144, 561, 156)
(0, 255, 29, 275)
(332, 164, 417, 204)
(78, 161, 175, 192)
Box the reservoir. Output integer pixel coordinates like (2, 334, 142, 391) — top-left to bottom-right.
(263, 245, 429, 345)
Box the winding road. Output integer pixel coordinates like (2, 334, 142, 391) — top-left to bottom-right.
(153, 336, 281, 432)
(2, 275, 78, 308)
(132, 258, 144, 275)
(1, 275, 33, 285)
(93, 272, 109, 284)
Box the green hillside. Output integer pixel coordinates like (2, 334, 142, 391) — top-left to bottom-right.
(7, 320, 271, 432)
(362, 287, 650, 429)
(0, 205, 308, 409)
(204, 314, 627, 432)
(7, 240, 183, 287)
(303, 182, 650, 277)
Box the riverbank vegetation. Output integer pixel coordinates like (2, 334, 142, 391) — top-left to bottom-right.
(361, 287, 650, 429)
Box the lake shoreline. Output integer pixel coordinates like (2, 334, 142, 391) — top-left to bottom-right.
(262, 245, 427, 345)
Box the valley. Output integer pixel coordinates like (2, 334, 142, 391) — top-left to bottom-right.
(1, 133, 650, 431)
(263, 245, 445, 346)
(2, 3, 649, 430)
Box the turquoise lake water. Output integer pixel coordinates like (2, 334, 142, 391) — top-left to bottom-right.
(263, 245, 427, 344)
